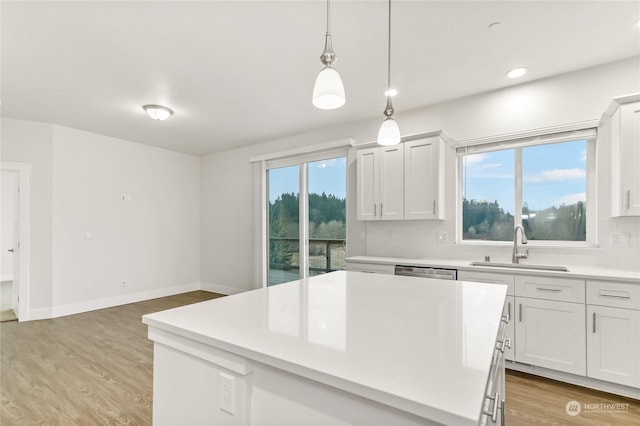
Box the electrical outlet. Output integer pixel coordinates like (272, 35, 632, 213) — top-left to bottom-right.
(121, 279, 129, 287)
(437, 231, 448, 242)
(84, 283, 93, 293)
(611, 232, 630, 246)
(219, 372, 235, 414)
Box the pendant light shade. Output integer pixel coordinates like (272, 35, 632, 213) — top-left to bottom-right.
(377, 117, 401, 146)
(313, 66, 345, 109)
(377, 0, 400, 146)
(312, 0, 345, 110)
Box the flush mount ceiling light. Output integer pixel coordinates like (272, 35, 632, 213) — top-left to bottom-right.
(143, 104, 173, 121)
(377, 0, 401, 146)
(312, 0, 346, 110)
(507, 67, 528, 79)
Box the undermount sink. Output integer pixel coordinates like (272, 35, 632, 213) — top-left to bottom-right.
(469, 262, 569, 272)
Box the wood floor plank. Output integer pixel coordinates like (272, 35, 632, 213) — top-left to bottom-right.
(1, 291, 639, 425)
(1, 291, 222, 425)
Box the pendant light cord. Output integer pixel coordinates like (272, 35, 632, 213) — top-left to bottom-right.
(387, 0, 391, 91)
(327, 0, 331, 35)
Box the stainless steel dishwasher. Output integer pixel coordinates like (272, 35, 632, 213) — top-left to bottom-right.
(394, 265, 457, 280)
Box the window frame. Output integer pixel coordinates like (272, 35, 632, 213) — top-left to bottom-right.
(455, 125, 598, 247)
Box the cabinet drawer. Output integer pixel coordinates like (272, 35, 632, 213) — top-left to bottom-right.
(587, 281, 640, 310)
(344, 261, 394, 275)
(515, 275, 585, 303)
(458, 271, 515, 296)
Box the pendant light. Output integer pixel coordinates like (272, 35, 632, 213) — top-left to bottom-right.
(377, 0, 401, 146)
(312, 0, 346, 110)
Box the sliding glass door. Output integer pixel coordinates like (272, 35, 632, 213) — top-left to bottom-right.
(268, 165, 300, 286)
(267, 155, 346, 286)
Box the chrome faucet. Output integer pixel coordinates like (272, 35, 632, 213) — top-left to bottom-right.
(512, 225, 529, 264)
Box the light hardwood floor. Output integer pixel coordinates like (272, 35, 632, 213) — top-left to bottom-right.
(1, 291, 639, 425)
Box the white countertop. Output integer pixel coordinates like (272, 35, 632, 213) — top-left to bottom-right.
(346, 256, 640, 283)
(143, 270, 507, 426)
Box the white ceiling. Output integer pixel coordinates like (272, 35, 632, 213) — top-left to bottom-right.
(2, 1, 639, 155)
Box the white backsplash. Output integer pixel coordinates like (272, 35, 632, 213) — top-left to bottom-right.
(364, 219, 640, 272)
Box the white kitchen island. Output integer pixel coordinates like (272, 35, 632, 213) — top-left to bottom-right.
(143, 271, 508, 426)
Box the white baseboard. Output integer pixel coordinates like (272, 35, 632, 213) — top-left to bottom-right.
(0, 274, 13, 282)
(200, 282, 249, 296)
(23, 307, 52, 322)
(25, 282, 201, 321)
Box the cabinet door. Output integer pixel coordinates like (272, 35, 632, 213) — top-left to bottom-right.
(404, 137, 443, 219)
(619, 101, 640, 215)
(379, 145, 404, 220)
(515, 297, 586, 375)
(587, 305, 640, 388)
(356, 148, 380, 220)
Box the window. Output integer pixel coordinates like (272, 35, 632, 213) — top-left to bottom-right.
(266, 152, 347, 286)
(457, 128, 596, 245)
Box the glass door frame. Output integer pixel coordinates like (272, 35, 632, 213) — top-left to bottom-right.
(261, 148, 348, 287)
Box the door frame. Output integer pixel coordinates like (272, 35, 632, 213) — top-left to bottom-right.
(1, 161, 31, 321)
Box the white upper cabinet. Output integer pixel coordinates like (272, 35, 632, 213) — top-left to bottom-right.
(404, 136, 445, 220)
(356, 145, 404, 221)
(379, 145, 405, 220)
(609, 94, 640, 217)
(356, 132, 447, 221)
(356, 147, 380, 220)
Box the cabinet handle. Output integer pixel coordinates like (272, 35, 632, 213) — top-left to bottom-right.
(626, 190, 631, 211)
(380, 203, 383, 217)
(502, 302, 511, 324)
(536, 287, 561, 292)
(599, 291, 631, 299)
(519, 303, 522, 322)
(593, 312, 596, 333)
(497, 338, 511, 353)
(483, 392, 500, 423)
(433, 200, 436, 214)
(374, 203, 377, 217)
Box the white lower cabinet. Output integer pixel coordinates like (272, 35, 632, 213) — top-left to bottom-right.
(515, 297, 586, 375)
(587, 305, 640, 388)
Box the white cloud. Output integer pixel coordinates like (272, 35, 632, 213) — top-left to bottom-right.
(525, 168, 586, 183)
(476, 163, 503, 171)
(554, 192, 586, 206)
(580, 150, 587, 162)
(463, 153, 488, 166)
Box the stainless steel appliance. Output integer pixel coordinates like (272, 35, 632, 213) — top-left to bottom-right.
(394, 265, 457, 280)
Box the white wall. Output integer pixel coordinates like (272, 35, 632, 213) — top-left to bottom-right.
(200, 57, 640, 291)
(1, 118, 201, 319)
(50, 125, 201, 315)
(1, 171, 17, 281)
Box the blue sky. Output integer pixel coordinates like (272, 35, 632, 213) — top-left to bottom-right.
(268, 157, 346, 203)
(463, 140, 587, 214)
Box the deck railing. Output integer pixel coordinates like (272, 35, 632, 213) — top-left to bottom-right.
(269, 237, 346, 274)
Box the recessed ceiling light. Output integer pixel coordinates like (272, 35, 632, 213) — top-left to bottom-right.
(143, 104, 174, 121)
(507, 67, 528, 79)
(384, 89, 398, 97)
